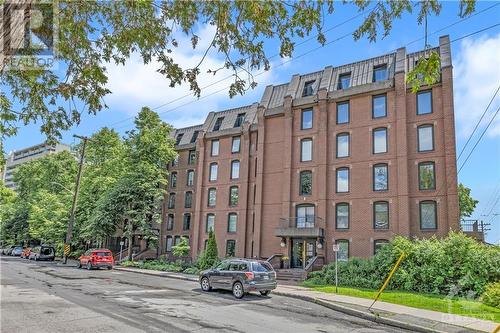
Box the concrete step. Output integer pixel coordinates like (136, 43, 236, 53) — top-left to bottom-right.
(276, 269, 307, 281)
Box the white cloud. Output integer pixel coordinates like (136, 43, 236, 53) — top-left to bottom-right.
(453, 33, 500, 139)
(103, 24, 279, 130)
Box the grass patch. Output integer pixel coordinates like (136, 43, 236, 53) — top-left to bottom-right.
(120, 260, 199, 275)
(302, 281, 500, 323)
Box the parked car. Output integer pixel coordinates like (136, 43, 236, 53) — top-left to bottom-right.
(21, 247, 31, 259)
(11, 246, 24, 256)
(29, 245, 55, 261)
(3, 245, 16, 255)
(199, 259, 277, 299)
(77, 249, 114, 270)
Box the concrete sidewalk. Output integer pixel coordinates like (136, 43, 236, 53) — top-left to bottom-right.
(115, 266, 498, 333)
(274, 285, 498, 333)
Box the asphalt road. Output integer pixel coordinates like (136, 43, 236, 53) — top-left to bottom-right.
(0, 256, 408, 333)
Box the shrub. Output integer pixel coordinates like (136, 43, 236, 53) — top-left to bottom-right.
(172, 236, 190, 257)
(481, 282, 500, 308)
(305, 232, 500, 297)
(198, 230, 219, 270)
(183, 267, 200, 275)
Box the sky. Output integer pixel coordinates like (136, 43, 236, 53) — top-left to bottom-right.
(4, 2, 500, 243)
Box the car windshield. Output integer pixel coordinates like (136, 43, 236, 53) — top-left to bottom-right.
(94, 252, 111, 257)
(14, 247, 22, 251)
(41, 248, 53, 255)
(252, 262, 273, 272)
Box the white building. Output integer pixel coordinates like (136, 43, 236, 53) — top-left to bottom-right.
(2, 142, 70, 190)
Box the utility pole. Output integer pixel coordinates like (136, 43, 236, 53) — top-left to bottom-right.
(63, 135, 91, 264)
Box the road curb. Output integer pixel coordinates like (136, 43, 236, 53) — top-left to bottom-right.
(114, 267, 198, 282)
(273, 291, 484, 333)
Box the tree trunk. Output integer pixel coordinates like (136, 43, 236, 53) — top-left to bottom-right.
(126, 218, 133, 261)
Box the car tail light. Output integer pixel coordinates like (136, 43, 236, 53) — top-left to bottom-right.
(244, 272, 254, 280)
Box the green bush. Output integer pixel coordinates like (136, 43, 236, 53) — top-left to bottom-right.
(183, 267, 200, 275)
(481, 282, 500, 308)
(306, 232, 500, 297)
(172, 236, 190, 257)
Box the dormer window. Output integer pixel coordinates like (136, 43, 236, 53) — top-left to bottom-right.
(175, 133, 184, 145)
(302, 80, 315, 97)
(190, 130, 199, 143)
(338, 73, 351, 90)
(373, 65, 388, 82)
(213, 117, 224, 131)
(234, 113, 245, 127)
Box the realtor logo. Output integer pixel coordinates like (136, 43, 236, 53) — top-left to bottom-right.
(1, 0, 58, 70)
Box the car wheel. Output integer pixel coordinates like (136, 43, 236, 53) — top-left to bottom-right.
(107, 266, 112, 270)
(86, 262, 92, 270)
(200, 277, 212, 292)
(260, 290, 271, 296)
(232, 282, 244, 299)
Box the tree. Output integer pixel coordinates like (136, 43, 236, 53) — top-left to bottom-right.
(205, 229, 219, 268)
(458, 183, 479, 219)
(172, 236, 190, 258)
(1, 1, 476, 140)
(85, 107, 176, 259)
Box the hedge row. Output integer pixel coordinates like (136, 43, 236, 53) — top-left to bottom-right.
(307, 232, 500, 298)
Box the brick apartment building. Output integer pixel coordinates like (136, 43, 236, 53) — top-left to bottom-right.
(161, 36, 459, 269)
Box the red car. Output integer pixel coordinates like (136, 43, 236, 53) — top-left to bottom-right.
(77, 249, 114, 270)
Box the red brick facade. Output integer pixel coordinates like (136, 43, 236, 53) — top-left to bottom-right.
(161, 36, 459, 266)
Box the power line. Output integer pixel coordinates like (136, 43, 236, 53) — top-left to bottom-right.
(457, 105, 500, 174)
(457, 84, 500, 161)
(105, 6, 500, 130)
(112, 22, 500, 133)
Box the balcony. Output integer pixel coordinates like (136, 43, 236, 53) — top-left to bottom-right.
(460, 219, 489, 242)
(274, 217, 324, 238)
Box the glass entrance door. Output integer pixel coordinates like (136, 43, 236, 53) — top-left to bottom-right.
(291, 238, 316, 268)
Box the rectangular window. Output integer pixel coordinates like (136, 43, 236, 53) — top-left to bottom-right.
(417, 91, 432, 115)
(299, 171, 312, 196)
(336, 240, 349, 262)
(227, 213, 237, 233)
(188, 150, 196, 165)
(172, 156, 179, 167)
(301, 108, 313, 129)
(167, 214, 174, 231)
(301, 139, 312, 162)
(338, 73, 351, 90)
(166, 236, 173, 252)
(336, 133, 349, 158)
(187, 170, 194, 186)
(374, 240, 389, 255)
(206, 214, 215, 232)
(373, 65, 388, 82)
(190, 130, 199, 143)
(175, 133, 184, 145)
(208, 188, 216, 207)
(209, 163, 218, 181)
(373, 128, 388, 154)
(418, 125, 434, 152)
(336, 102, 349, 124)
(231, 136, 241, 153)
(229, 186, 239, 206)
(420, 201, 437, 229)
(296, 205, 315, 228)
(226, 240, 236, 257)
(231, 160, 240, 179)
(372, 94, 387, 118)
(336, 168, 349, 193)
(302, 80, 315, 97)
(213, 117, 224, 131)
(184, 191, 192, 208)
(374, 201, 389, 229)
(211, 140, 219, 156)
(373, 164, 388, 191)
(170, 172, 177, 188)
(419, 162, 436, 190)
(335, 203, 349, 229)
(183, 214, 191, 231)
(168, 193, 175, 209)
(174, 236, 181, 246)
(234, 113, 245, 127)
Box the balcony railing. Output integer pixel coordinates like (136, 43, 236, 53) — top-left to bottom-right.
(279, 216, 324, 229)
(275, 216, 324, 237)
(460, 219, 489, 242)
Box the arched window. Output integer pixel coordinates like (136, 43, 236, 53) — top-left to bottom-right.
(299, 170, 312, 195)
(335, 203, 349, 229)
(336, 133, 350, 158)
(417, 124, 434, 152)
(373, 163, 388, 191)
(373, 201, 389, 229)
(373, 127, 387, 154)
